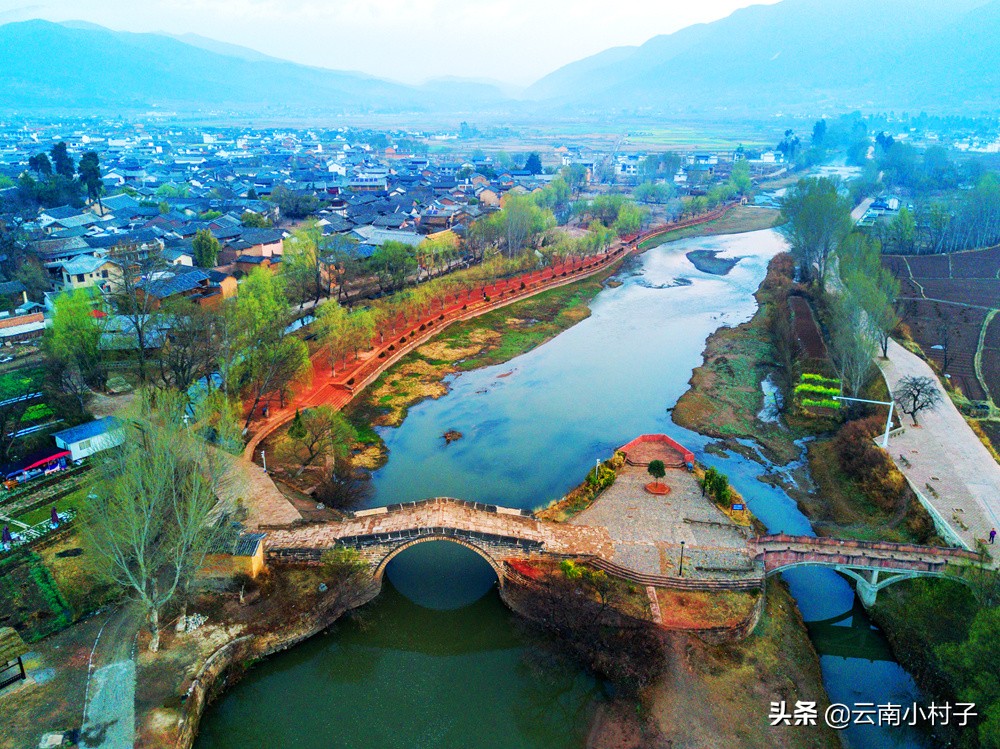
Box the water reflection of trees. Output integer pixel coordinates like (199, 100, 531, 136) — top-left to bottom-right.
(512, 637, 599, 747)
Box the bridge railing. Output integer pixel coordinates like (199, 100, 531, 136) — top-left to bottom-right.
(755, 534, 982, 563)
(345, 496, 534, 519)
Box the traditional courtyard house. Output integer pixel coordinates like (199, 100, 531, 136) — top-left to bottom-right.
(136, 266, 223, 309)
(56, 254, 117, 291)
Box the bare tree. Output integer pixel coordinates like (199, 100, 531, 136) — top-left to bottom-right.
(830, 293, 876, 397)
(83, 390, 236, 652)
(893, 375, 943, 426)
(103, 244, 168, 383)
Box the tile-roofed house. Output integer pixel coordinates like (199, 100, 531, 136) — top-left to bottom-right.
(136, 266, 221, 308)
(57, 254, 117, 291)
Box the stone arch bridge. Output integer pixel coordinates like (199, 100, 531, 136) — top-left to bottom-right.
(752, 533, 982, 606)
(262, 498, 982, 605)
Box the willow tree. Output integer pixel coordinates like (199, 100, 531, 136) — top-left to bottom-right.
(83, 390, 237, 652)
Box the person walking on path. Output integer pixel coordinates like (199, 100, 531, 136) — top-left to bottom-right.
(991, 528, 996, 544)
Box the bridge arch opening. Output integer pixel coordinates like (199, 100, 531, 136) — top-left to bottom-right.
(379, 537, 503, 610)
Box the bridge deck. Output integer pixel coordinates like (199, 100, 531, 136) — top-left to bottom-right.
(263, 497, 615, 559)
(569, 464, 759, 581)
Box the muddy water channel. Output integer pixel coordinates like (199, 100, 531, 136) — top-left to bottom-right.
(198, 230, 929, 749)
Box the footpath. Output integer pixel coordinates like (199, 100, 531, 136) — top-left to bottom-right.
(879, 338, 1000, 550)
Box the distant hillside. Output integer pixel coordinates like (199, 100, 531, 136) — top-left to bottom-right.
(5, 0, 1000, 119)
(0, 20, 508, 115)
(526, 0, 1000, 115)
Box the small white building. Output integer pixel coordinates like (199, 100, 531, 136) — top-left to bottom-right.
(52, 418, 125, 462)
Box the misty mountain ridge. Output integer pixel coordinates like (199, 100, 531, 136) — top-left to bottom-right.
(3, 0, 1000, 118)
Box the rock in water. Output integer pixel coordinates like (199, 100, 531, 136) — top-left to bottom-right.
(443, 430, 463, 444)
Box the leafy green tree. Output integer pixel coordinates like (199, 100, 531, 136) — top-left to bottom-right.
(498, 193, 556, 257)
(613, 202, 644, 238)
(84, 389, 236, 652)
(730, 160, 752, 196)
(241, 211, 272, 228)
(939, 606, 1000, 748)
(44, 289, 106, 399)
(560, 164, 589, 195)
(77, 151, 103, 211)
(889, 206, 917, 253)
(234, 268, 311, 427)
(369, 241, 416, 293)
(839, 233, 900, 357)
(779, 177, 853, 284)
(192, 228, 220, 268)
(634, 182, 673, 204)
(270, 185, 320, 220)
(647, 459, 666, 488)
(830, 290, 876, 397)
(28, 153, 52, 176)
(50, 142, 74, 179)
(276, 405, 357, 473)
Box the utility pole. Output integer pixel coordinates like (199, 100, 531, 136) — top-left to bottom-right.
(678, 541, 686, 577)
(833, 396, 895, 448)
(261, 449, 267, 473)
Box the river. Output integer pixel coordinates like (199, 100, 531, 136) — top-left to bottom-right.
(197, 229, 929, 749)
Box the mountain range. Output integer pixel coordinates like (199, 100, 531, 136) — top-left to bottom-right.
(2, 0, 1000, 119)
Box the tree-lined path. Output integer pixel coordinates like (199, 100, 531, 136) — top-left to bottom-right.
(241, 206, 738, 467)
(879, 338, 1000, 549)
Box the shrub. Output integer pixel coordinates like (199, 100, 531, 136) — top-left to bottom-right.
(834, 416, 908, 513)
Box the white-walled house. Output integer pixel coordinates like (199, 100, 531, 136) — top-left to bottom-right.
(52, 418, 125, 462)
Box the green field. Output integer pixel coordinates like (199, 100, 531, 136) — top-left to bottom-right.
(0, 367, 45, 401)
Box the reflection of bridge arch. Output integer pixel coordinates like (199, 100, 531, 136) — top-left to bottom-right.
(372, 534, 505, 583)
(805, 598, 895, 662)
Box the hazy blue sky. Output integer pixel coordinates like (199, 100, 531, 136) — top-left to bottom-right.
(0, 0, 780, 85)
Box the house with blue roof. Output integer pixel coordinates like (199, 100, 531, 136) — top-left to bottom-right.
(52, 417, 125, 462)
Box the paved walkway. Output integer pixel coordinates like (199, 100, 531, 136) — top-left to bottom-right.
(81, 606, 139, 749)
(569, 466, 756, 580)
(879, 338, 1000, 549)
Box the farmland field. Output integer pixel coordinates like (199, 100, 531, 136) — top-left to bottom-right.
(789, 294, 828, 361)
(886, 245, 1000, 402)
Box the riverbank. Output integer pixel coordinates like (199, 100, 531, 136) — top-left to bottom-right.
(144, 564, 380, 749)
(342, 266, 618, 471)
(589, 582, 838, 749)
(638, 205, 781, 251)
(672, 253, 937, 543)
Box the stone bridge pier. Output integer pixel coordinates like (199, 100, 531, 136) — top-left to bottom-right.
(836, 568, 921, 608)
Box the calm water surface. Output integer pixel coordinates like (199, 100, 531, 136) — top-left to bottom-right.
(199, 230, 929, 748)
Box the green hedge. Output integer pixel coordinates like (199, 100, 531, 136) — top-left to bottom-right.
(802, 398, 841, 409)
(795, 383, 840, 397)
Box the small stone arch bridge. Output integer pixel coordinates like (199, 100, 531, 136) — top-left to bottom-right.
(752, 534, 983, 607)
(263, 497, 616, 587)
(262, 499, 982, 606)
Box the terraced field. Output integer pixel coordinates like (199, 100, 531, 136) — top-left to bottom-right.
(885, 246, 1000, 402)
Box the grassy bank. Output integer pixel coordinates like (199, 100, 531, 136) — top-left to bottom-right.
(343, 267, 616, 467)
(642, 582, 838, 749)
(638, 205, 782, 251)
(673, 256, 809, 466)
